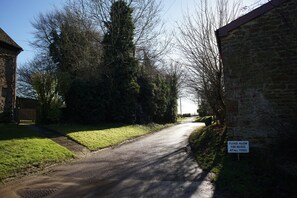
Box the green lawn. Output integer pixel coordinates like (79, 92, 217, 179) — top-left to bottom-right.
(0, 124, 74, 181)
(49, 123, 170, 151)
(189, 125, 297, 197)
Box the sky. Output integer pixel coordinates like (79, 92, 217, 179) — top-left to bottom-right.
(0, 0, 260, 114)
(0, 0, 65, 66)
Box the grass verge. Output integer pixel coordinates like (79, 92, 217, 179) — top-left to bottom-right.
(49, 123, 171, 151)
(189, 125, 226, 171)
(176, 117, 185, 123)
(189, 125, 297, 197)
(195, 116, 212, 122)
(0, 124, 74, 182)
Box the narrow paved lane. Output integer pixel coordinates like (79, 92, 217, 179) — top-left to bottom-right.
(0, 120, 214, 198)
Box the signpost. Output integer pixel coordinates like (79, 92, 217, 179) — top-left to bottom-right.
(227, 141, 249, 160)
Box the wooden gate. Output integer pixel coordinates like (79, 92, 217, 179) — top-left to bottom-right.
(15, 97, 38, 123)
(18, 108, 36, 122)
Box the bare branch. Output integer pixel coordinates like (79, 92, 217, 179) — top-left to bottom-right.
(176, 0, 243, 123)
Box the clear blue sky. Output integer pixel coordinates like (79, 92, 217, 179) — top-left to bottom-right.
(0, 0, 65, 66)
(0, 0, 258, 114)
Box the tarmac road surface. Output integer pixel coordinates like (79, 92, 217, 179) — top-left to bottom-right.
(0, 118, 214, 198)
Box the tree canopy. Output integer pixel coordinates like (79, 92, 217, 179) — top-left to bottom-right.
(19, 0, 178, 124)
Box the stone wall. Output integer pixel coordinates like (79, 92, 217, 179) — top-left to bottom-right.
(0, 52, 17, 122)
(220, 0, 297, 146)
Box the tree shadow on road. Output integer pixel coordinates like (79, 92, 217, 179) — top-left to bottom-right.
(22, 146, 214, 197)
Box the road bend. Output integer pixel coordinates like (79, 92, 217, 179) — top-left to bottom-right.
(0, 119, 214, 198)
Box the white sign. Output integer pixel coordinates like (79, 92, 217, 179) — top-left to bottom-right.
(227, 141, 249, 153)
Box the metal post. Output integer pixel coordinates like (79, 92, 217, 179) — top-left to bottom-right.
(180, 98, 182, 115)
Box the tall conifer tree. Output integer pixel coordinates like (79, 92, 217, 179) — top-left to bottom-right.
(102, 1, 139, 123)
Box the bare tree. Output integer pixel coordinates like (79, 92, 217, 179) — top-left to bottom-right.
(17, 54, 62, 123)
(31, 6, 103, 79)
(31, 0, 171, 70)
(160, 60, 187, 99)
(31, 2, 99, 50)
(176, 0, 243, 123)
(65, 0, 171, 62)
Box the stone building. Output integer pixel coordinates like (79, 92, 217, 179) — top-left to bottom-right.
(216, 0, 297, 147)
(0, 28, 22, 122)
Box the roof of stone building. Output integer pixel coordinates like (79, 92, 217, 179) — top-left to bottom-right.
(215, 0, 288, 54)
(216, 0, 287, 38)
(0, 28, 23, 51)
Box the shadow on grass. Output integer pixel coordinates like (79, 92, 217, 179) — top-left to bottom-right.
(0, 124, 75, 182)
(44, 123, 172, 151)
(0, 124, 43, 141)
(189, 125, 297, 197)
(46, 123, 126, 135)
(214, 150, 297, 197)
(0, 122, 126, 142)
(0, 123, 76, 141)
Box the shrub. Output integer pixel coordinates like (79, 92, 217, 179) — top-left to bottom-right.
(47, 101, 62, 123)
(197, 100, 212, 117)
(204, 117, 212, 126)
(182, 113, 191, 117)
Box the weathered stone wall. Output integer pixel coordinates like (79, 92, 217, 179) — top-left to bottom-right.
(221, 0, 297, 146)
(0, 52, 17, 122)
